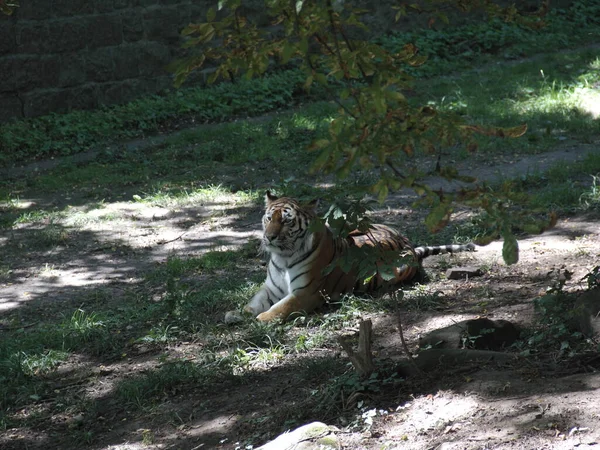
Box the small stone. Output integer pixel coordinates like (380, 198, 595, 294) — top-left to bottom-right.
(224, 311, 244, 325)
(446, 266, 483, 280)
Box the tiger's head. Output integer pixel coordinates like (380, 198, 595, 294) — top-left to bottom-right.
(261, 191, 317, 255)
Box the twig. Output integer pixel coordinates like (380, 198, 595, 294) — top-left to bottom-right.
(385, 158, 406, 180)
(157, 231, 189, 245)
(392, 290, 423, 375)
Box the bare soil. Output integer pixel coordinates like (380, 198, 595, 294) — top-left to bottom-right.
(1, 137, 599, 450)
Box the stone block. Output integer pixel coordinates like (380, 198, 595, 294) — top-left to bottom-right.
(177, 3, 192, 28)
(143, 5, 185, 43)
(68, 84, 98, 111)
(14, 1, 52, 20)
(0, 56, 31, 91)
(94, 0, 115, 14)
(137, 42, 171, 76)
(22, 89, 70, 117)
(121, 9, 144, 42)
(48, 18, 90, 52)
(88, 14, 124, 48)
(113, 0, 133, 9)
(0, 94, 23, 122)
(155, 75, 174, 93)
(58, 53, 87, 87)
(137, 0, 159, 6)
(161, 0, 190, 5)
(137, 77, 160, 95)
(0, 22, 15, 55)
(97, 82, 123, 106)
(0, 55, 60, 92)
(39, 56, 62, 88)
(85, 47, 115, 82)
(112, 43, 141, 79)
(16, 21, 50, 54)
(53, 0, 95, 17)
(120, 78, 147, 103)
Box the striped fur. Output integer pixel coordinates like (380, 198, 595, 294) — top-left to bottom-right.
(238, 192, 475, 322)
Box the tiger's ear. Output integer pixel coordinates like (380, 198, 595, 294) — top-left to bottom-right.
(265, 190, 278, 206)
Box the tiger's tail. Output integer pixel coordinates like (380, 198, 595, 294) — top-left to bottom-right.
(414, 242, 476, 259)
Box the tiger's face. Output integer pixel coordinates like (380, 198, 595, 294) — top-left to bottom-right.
(261, 191, 314, 255)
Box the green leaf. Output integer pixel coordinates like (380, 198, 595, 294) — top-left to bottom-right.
(311, 149, 331, 171)
(378, 263, 397, 281)
(314, 73, 328, 85)
(207, 7, 216, 21)
(425, 202, 452, 233)
(282, 42, 296, 64)
(376, 183, 389, 204)
(309, 138, 329, 152)
(502, 232, 519, 265)
(304, 75, 314, 90)
(299, 38, 308, 55)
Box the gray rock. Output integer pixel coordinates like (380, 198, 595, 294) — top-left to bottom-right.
(574, 288, 600, 337)
(446, 266, 484, 280)
(257, 421, 340, 450)
(224, 310, 244, 325)
(419, 318, 520, 351)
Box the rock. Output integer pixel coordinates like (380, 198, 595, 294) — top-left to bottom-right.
(224, 310, 244, 325)
(257, 421, 340, 450)
(446, 266, 483, 280)
(573, 288, 600, 337)
(419, 318, 520, 351)
(400, 348, 520, 377)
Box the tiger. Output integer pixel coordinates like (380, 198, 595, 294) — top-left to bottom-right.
(224, 191, 476, 323)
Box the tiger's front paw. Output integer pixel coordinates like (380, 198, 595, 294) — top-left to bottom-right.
(256, 310, 283, 322)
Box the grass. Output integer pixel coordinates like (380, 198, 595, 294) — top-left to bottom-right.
(0, 69, 318, 167)
(511, 151, 600, 213)
(0, 247, 264, 418)
(417, 49, 600, 157)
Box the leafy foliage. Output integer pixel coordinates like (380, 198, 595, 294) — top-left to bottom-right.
(377, 1, 600, 76)
(0, 70, 315, 167)
(172, 0, 559, 264)
(518, 270, 597, 357)
(583, 266, 600, 290)
(0, 0, 18, 15)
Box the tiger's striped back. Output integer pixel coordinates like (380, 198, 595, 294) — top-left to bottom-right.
(228, 192, 476, 323)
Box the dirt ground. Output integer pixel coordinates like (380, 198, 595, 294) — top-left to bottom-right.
(1, 138, 600, 449)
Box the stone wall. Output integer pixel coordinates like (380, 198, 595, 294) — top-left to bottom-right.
(0, 0, 219, 122)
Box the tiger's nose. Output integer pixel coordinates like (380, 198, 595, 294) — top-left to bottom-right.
(264, 231, 278, 242)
